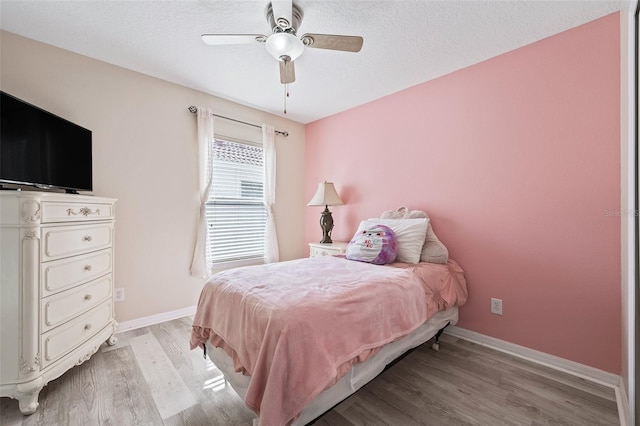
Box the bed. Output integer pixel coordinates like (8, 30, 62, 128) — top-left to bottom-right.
(190, 209, 468, 425)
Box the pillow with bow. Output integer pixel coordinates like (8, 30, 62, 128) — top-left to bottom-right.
(380, 206, 449, 264)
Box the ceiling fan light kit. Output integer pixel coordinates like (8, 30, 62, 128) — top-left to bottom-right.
(201, 1, 363, 114)
(265, 32, 304, 61)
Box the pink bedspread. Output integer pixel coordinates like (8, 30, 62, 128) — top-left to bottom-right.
(190, 256, 467, 426)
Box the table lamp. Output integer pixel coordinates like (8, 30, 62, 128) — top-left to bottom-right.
(307, 181, 344, 244)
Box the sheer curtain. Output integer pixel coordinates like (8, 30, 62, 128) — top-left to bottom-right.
(190, 107, 215, 277)
(262, 124, 280, 263)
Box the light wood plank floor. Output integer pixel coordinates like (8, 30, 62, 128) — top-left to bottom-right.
(1, 316, 620, 425)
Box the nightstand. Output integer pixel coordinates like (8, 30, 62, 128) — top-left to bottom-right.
(309, 242, 349, 257)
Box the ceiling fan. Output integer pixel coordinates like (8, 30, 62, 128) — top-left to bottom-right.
(201, 0, 364, 88)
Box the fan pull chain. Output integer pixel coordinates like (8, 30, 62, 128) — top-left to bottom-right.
(283, 83, 291, 114)
(283, 84, 287, 114)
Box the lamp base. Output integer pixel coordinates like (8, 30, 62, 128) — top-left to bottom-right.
(319, 206, 334, 244)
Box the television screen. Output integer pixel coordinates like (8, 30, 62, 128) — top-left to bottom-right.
(0, 91, 92, 192)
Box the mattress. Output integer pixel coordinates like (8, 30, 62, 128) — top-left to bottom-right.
(205, 306, 458, 425)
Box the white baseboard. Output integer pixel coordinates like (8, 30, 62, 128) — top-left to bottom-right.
(445, 326, 627, 425)
(617, 380, 631, 426)
(116, 305, 197, 334)
(445, 325, 620, 386)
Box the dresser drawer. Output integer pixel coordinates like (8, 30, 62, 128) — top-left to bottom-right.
(310, 246, 332, 257)
(41, 201, 114, 224)
(41, 275, 112, 332)
(309, 242, 348, 257)
(42, 223, 113, 261)
(41, 300, 113, 368)
(41, 249, 112, 296)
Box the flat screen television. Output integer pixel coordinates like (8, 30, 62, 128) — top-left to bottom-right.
(0, 91, 92, 193)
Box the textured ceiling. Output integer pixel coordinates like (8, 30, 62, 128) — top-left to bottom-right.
(0, 0, 621, 124)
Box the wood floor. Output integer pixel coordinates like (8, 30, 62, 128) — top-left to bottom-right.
(1, 316, 620, 426)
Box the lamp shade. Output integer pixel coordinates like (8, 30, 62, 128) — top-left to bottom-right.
(265, 32, 304, 61)
(307, 182, 344, 207)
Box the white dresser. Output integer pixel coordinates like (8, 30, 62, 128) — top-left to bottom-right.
(0, 191, 118, 414)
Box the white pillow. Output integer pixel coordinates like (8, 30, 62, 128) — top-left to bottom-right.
(380, 207, 449, 264)
(357, 218, 428, 264)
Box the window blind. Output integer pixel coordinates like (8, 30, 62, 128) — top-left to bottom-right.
(206, 139, 266, 264)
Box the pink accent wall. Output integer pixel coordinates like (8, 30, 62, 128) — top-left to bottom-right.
(305, 13, 621, 373)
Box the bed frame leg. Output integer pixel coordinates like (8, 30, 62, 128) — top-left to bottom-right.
(431, 321, 451, 352)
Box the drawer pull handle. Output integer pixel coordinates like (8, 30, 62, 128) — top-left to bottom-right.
(84, 294, 92, 301)
(67, 207, 100, 217)
(84, 324, 92, 331)
(83, 235, 92, 242)
(84, 265, 92, 271)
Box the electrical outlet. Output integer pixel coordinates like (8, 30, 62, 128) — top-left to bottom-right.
(490, 298, 502, 315)
(114, 288, 125, 302)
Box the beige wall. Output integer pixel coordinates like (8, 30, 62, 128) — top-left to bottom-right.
(0, 31, 307, 323)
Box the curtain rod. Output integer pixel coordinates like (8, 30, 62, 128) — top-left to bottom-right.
(188, 106, 289, 137)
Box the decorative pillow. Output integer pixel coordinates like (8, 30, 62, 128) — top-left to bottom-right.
(380, 206, 449, 264)
(358, 218, 428, 264)
(346, 224, 398, 265)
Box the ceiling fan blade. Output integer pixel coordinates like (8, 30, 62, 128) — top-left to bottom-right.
(270, 0, 293, 29)
(279, 58, 295, 84)
(201, 34, 266, 45)
(300, 33, 363, 52)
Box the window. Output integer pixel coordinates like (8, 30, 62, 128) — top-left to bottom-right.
(241, 180, 263, 198)
(206, 139, 266, 264)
